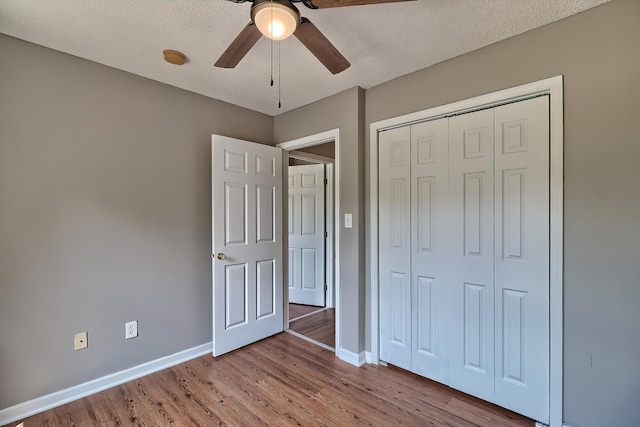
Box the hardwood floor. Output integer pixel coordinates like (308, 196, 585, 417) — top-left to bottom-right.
(289, 303, 322, 320)
(289, 308, 335, 349)
(7, 333, 533, 427)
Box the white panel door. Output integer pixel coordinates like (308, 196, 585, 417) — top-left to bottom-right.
(494, 96, 549, 422)
(379, 126, 412, 370)
(378, 97, 550, 423)
(211, 135, 283, 357)
(288, 164, 326, 306)
(410, 118, 451, 384)
(448, 109, 496, 402)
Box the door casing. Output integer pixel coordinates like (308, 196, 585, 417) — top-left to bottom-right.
(369, 77, 564, 427)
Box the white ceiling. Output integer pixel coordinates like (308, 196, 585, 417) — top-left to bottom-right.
(0, 0, 610, 116)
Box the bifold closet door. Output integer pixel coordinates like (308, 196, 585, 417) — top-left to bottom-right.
(410, 118, 450, 384)
(379, 119, 451, 381)
(494, 96, 549, 422)
(447, 109, 496, 402)
(378, 96, 550, 423)
(379, 126, 412, 370)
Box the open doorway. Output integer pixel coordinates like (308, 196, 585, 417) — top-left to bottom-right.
(277, 130, 340, 353)
(287, 149, 334, 349)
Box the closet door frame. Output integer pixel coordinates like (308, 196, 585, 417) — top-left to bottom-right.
(369, 76, 564, 427)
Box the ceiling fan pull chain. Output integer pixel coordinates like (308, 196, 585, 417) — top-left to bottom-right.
(270, 39, 274, 86)
(270, 1, 274, 86)
(278, 40, 282, 109)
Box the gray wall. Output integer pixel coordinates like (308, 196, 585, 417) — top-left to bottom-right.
(274, 87, 366, 355)
(0, 34, 272, 409)
(365, 0, 640, 426)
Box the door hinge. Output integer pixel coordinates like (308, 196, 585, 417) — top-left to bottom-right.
(325, 231, 328, 238)
(324, 178, 328, 185)
(324, 284, 328, 291)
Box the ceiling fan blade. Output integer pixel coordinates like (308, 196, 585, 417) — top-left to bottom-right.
(303, 0, 415, 8)
(294, 18, 350, 74)
(215, 22, 262, 68)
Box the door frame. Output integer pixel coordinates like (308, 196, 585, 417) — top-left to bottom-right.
(368, 77, 564, 427)
(277, 128, 341, 353)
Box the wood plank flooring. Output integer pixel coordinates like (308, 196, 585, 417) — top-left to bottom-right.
(289, 303, 322, 320)
(7, 333, 533, 427)
(289, 308, 335, 349)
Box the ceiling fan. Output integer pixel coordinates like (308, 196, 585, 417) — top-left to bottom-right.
(215, 0, 414, 74)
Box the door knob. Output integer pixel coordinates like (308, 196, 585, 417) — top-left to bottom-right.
(216, 252, 226, 260)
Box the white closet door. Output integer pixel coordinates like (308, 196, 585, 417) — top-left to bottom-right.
(378, 97, 551, 423)
(448, 109, 496, 402)
(494, 96, 549, 422)
(410, 118, 450, 383)
(379, 126, 412, 370)
(288, 164, 326, 306)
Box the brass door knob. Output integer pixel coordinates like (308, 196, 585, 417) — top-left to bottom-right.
(217, 252, 226, 260)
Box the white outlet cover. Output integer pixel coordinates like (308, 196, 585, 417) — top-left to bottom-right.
(74, 332, 88, 350)
(125, 321, 138, 339)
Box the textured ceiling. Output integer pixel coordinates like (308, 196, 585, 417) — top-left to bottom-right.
(0, 0, 610, 116)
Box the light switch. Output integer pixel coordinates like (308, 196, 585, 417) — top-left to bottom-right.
(345, 213, 353, 229)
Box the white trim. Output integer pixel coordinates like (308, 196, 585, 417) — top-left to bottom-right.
(285, 329, 335, 352)
(0, 342, 213, 426)
(369, 76, 564, 427)
(548, 76, 564, 427)
(325, 163, 335, 309)
(337, 348, 366, 367)
(282, 149, 291, 328)
(365, 351, 376, 364)
(277, 128, 341, 354)
(277, 129, 337, 151)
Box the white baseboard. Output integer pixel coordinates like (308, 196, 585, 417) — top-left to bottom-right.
(338, 347, 366, 367)
(365, 351, 378, 365)
(535, 422, 566, 427)
(0, 342, 213, 426)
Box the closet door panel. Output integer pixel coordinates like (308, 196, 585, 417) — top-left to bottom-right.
(448, 109, 495, 402)
(377, 97, 551, 423)
(494, 96, 550, 422)
(379, 127, 412, 370)
(410, 119, 451, 383)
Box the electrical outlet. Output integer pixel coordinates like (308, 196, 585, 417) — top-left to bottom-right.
(125, 321, 138, 339)
(74, 332, 88, 350)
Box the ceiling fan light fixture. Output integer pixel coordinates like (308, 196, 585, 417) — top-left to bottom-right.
(251, 1, 300, 41)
